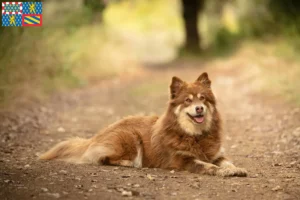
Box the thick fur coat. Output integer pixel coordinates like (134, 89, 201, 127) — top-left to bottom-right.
(40, 73, 247, 177)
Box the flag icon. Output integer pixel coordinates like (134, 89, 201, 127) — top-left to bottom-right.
(23, 2, 42, 14)
(2, 14, 22, 26)
(22, 14, 42, 26)
(2, 2, 23, 14)
(1, 2, 42, 27)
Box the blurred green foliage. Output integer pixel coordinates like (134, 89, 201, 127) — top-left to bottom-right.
(0, 3, 100, 106)
(1, 0, 300, 107)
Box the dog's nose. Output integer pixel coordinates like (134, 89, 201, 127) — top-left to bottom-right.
(195, 106, 203, 113)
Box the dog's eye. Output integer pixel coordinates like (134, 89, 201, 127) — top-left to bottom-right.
(199, 95, 205, 100)
(185, 98, 192, 103)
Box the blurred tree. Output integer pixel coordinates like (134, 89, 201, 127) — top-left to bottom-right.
(269, 0, 300, 32)
(83, 0, 107, 21)
(181, 0, 205, 52)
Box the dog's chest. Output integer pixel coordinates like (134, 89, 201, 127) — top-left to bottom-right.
(174, 135, 220, 161)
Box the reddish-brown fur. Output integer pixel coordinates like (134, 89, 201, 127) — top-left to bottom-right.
(40, 73, 247, 177)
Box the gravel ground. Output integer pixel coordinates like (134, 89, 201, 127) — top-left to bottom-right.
(0, 60, 299, 200)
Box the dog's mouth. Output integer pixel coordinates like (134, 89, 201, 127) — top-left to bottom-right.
(187, 113, 205, 124)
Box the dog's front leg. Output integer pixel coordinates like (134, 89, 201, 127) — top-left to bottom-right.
(184, 159, 220, 175)
(213, 156, 247, 177)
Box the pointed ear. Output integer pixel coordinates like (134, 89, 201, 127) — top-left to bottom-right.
(196, 72, 211, 88)
(170, 76, 183, 99)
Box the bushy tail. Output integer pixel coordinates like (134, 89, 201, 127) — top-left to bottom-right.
(39, 137, 91, 163)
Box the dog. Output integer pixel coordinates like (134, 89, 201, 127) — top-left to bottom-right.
(40, 72, 247, 177)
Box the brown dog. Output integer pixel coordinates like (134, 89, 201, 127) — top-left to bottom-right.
(40, 72, 247, 177)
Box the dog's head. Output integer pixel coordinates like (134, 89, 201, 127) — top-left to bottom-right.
(169, 72, 216, 135)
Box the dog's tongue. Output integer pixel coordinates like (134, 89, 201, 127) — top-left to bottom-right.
(194, 115, 204, 123)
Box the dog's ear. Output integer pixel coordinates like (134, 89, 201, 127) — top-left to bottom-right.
(196, 72, 211, 88)
(170, 76, 183, 99)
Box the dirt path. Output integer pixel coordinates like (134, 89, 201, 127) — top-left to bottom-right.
(0, 60, 299, 200)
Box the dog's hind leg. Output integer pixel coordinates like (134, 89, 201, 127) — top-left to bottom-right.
(106, 140, 143, 168)
(108, 159, 134, 167)
(81, 145, 115, 164)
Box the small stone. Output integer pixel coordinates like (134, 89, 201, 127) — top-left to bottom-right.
(74, 177, 81, 181)
(250, 174, 259, 178)
(41, 188, 49, 192)
(232, 189, 237, 192)
(121, 190, 132, 197)
(121, 175, 131, 178)
(46, 193, 60, 198)
(24, 164, 30, 168)
(59, 170, 67, 175)
(271, 186, 281, 191)
(88, 189, 93, 192)
(147, 174, 154, 180)
(170, 170, 175, 174)
(289, 161, 297, 166)
(133, 184, 140, 188)
(57, 127, 65, 132)
(4, 179, 10, 183)
(171, 192, 177, 196)
(75, 184, 83, 189)
(273, 163, 282, 167)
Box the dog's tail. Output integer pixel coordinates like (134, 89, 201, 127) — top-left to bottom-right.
(39, 137, 91, 163)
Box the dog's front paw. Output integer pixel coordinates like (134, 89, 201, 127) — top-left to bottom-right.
(216, 167, 247, 177)
(204, 165, 220, 176)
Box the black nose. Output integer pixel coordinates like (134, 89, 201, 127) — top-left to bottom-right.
(195, 106, 204, 113)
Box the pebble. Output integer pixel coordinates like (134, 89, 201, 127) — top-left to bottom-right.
(41, 187, 49, 192)
(75, 184, 83, 189)
(57, 127, 65, 133)
(289, 161, 297, 166)
(271, 186, 281, 191)
(133, 184, 140, 188)
(59, 170, 67, 175)
(46, 193, 60, 198)
(24, 164, 30, 168)
(121, 190, 132, 197)
(170, 170, 175, 174)
(250, 174, 259, 178)
(147, 174, 154, 180)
